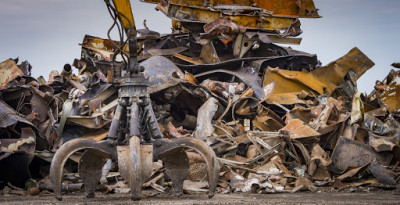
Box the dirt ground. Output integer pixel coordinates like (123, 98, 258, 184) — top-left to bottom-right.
(1, 191, 400, 205)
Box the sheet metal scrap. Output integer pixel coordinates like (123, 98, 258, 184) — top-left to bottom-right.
(263, 47, 375, 102)
(142, 0, 319, 37)
(0, 59, 24, 89)
(378, 71, 400, 114)
(0, 100, 38, 188)
(0, 100, 37, 159)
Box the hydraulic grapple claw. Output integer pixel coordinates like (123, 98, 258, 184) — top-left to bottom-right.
(50, 137, 219, 200)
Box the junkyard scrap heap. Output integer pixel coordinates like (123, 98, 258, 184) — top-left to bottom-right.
(0, 0, 399, 198)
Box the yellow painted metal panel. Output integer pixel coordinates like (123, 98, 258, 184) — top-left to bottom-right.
(141, 0, 320, 18)
(167, 4, 297, 31)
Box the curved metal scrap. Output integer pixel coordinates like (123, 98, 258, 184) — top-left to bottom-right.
(140, 56, 184, 93)
(153, 137, 220, 198)
(0, 100, 36, 129)
(195, 68, 263, 99)
(50, 139, 117, 200)
(329, 137, 392, 173)
(0, 59, 23, 89)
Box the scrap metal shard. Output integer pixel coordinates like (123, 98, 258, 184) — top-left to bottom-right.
(0, 100, 36, 130)
(263, 47, 374, 104)
(379, 74, 400, 113)
(141, 56, 185, 93)
(0, 59, 23, 89)
(193, 97, 218, 140)
(329, 137, 392, 173)
(279, 119, 319, 139)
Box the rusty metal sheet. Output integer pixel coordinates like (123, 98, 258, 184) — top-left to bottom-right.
(0, 100, 36, 130)
(311, 47, 375, 93)
(195, 68, 263, 99)
(251, 54, 319, 72)
(263, 67, 326, 95)
(199, 42, 221, 64)
(0, 127, 36, 160)
(202, 17, 246, 39)
(140, 56, 184, 93)
(141, 0, 320, 18)
(172, 53, 204, 65)
(379, 73, 400, 113)
(158, 2, 301, 36)
(81, 35, 121, 60)
(0, 59, 24, 89)
(263, 47, 375, 97)
(329, 137, 392, 173)
(200, 79, 245, 99)
(279, 119, 320, 139)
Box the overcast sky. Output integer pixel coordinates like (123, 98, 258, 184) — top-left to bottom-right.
(0, 0, 399, 93)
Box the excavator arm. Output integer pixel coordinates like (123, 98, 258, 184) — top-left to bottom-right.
(105, 0, 140, 75)
(110, 0, 136, 35)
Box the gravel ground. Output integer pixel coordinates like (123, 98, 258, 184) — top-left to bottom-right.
(1, 191, 400, 205)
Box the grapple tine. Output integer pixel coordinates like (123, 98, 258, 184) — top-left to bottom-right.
(159, 148, 190, 196)
(153, 137, 220, 198)
(117, 136, 153, 200)
(49, 139, 116, 200)
(79, 150, 109, 198)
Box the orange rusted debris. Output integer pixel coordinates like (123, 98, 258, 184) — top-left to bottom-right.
(143, 0, 320, 18)
(279, 119, 320, 139)
(0, 59, 24, 88)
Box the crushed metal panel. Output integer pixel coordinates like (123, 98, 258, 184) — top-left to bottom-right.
(81, 35, 122, 60)
(194, 68, 263, 99)
(157, 2, 301, 35)
(141, 0, 320, 18)
(0, 127, 36, 160)
(311, 47, 375, 94)
(0, 100, 36, 130)
(263, 47, 375, 97)
(141, 56, 184, 93)
(379, 74, 400, 113)
(263, 67, 326, 95)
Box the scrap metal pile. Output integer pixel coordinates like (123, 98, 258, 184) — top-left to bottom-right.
(1, 0, 400, 197)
